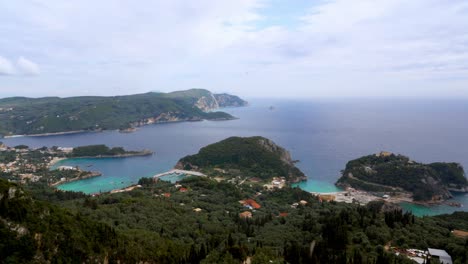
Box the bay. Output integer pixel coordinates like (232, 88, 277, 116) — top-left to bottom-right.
(3, 98, 468, 216)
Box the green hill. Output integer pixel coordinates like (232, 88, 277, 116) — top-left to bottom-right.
(0, 89, 247, 137)
(2, 176, 468, 263)
(336, 152, 468, 201)
(176, 136, 307, 182)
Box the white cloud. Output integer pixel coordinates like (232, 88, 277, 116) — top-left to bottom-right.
(0, 0, 467, 97)
(0, 56, 15, 75)
(17, 57, 40, 75)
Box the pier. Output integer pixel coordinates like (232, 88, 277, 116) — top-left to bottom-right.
(153, 169, 206, 179)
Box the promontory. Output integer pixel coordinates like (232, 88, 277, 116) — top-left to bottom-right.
(336, 151, 468, 202)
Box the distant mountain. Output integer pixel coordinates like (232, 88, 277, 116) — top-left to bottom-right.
(336, 152, 468, 201)
(0, 89, 247, 137)
(176, 136, 307, 183)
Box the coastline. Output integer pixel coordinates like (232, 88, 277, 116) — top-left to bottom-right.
(48, 157, 67, 168)
(68, 150, 154, 159)
(4, 130, 91, 138)
(2, 115, 237, 138)
(50, 171, 102, 187)
(311, 188, 464, 208)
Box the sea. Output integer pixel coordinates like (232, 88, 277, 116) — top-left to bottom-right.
(2, 98, 468, 216)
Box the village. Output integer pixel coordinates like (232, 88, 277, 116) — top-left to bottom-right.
(0, 142, 98, 186)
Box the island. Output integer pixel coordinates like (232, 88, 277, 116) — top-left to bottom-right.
(0, 89, 248, 137)
(175, 136, 307, 184)
(336, 151, 468, 203)
(1, 141, 468, 263)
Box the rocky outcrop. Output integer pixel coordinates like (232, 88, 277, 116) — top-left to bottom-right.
(336, 153, 468, 202)
(195, 94, 219, 111)
(213, 93, 248, 108)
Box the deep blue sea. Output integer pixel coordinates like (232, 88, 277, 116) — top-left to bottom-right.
(3, 98, 468, 216)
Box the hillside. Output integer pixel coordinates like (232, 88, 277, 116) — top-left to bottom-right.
(175, 136, 307, 183)
(2, 176, 468, 263)
(0, 89, 247, 137)
(336, 152, 468, 201)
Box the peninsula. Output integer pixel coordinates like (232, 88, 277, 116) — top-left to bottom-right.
(336, 151, 468, 203)
(0, 143, 151, 187)
(0, 89, 247, 137)
(175, 136, 307, 184)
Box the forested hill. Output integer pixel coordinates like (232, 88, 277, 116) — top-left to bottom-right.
(2, 176, 468, 263)
(336, 152, 468, 201)
(0, 89, 247, 137)
(176, 136, 307, 183)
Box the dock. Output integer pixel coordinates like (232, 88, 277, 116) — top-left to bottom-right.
(153, 169, 206, 179)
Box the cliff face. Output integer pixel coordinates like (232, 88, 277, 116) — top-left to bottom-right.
(213, 93, 248, 108)
(195, 94, 219, 111)
(175, 136, 306, 183)
(336, 152, 468, 202)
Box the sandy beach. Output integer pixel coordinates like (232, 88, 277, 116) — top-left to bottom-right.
(48, 157, 66, 168)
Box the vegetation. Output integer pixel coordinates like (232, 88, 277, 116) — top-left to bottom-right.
(0, 89, 245, 136)
(2, 177, 467, 263)
(70, 144, 148, 157)
(336, 153, 468, 201)
(176, 136, 306, 182)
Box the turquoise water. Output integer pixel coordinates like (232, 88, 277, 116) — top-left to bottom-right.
(53, 157, 163, 194)
(158, 173, 190, 183)
(293, 179, 343, 193)
(400, 193, 468, 216)
(4, 98, 468, 215)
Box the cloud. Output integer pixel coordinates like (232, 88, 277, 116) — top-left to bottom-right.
(0, 56, 40, 76)
(17, 57, 40, 75)
(0, 0, 467, 97)
(0, 56, 15, 75)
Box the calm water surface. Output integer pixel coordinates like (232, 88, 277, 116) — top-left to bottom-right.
(4, 98, 468, 216)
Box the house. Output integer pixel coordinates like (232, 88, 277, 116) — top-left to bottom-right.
(179, 187, 188, 193)
(299, 200, 308, 206)
(163, 193, 171, 198)
(239, 211, 252, 218)
(278, 212, 289, 217)
(193, 208, 202, 213)
(428, 248, 452, 264)
(242, 199, 261, 209)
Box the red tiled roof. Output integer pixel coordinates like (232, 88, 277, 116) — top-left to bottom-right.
(245, 199, 261, 209)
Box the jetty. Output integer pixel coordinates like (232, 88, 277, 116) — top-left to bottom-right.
(153, 169, 206, 179)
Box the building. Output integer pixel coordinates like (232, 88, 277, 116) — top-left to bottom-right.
(239, 211, 252, 218)
(242, 199, 261, 209)
(428, 248, 452, 264)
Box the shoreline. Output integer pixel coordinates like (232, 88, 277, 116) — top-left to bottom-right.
(1, 107, 242, 138)
(311, 188, 464, 208)
(48, 151, 153, 168)
(1, 118, 236, 138)
(67, 150, 154, 160)
(50, 171, 102, 187)
(48, 157, 67, 168)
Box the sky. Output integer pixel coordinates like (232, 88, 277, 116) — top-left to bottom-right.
(1, 0, 468, 98)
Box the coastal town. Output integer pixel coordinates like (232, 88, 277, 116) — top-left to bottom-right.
(0, 142, 152, 188)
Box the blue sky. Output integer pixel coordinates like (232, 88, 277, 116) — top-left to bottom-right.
(1, 0, 468, 98)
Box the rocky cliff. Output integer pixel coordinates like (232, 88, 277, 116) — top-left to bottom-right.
(336, 152, 468, 202)
(213, 93, 248, 108)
